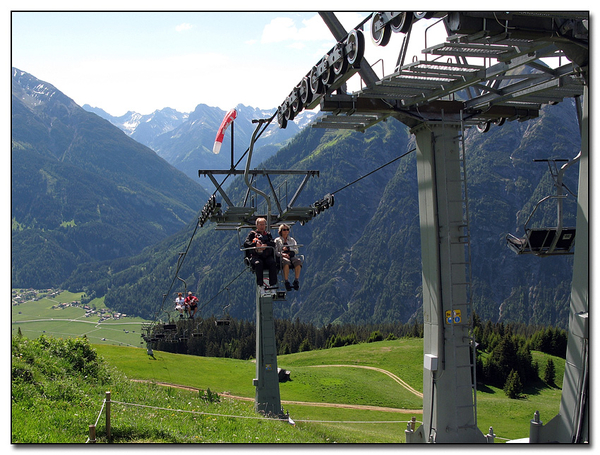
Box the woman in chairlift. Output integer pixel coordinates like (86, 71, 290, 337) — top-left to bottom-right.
(174, 292, 186, 318)
(275, 224, 302, 291)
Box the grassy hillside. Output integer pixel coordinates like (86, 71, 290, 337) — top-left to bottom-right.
(94, 339, 564, 442)
(12, 334, 334, 443)
(12, 291, 565, 443)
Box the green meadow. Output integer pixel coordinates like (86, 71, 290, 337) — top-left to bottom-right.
(12, 289, 148, 347)
(94, 339, 564, 442)
(12, 290, 565, 443)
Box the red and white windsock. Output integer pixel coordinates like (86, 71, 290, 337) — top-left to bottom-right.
(212, 108, 237, 154)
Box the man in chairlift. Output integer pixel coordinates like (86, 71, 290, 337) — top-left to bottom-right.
(244, 217, 278, 289)
(185, 291, 199, 319)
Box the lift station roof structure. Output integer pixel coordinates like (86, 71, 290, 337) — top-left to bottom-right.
(274, 12, 588, 133)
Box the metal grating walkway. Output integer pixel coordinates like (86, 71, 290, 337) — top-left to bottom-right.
(314, 23, 586, 131)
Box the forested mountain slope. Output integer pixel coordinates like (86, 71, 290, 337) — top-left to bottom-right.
(11, 68, 209, 288)
(70, 97, 580, 328)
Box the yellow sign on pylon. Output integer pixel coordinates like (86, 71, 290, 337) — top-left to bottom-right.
(445, 309, 461, 324)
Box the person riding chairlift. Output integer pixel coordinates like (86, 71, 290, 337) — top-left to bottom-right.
(174, 292, 186, 318)
(275, 224, 302, 291)
(243, 217, 278, 289)
(185, 291, 199, 319)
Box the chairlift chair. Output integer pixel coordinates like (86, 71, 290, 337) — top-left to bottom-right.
(506, 155, 579, 256)
(215, 288, 232, 326)
(188, 320, 203, 338)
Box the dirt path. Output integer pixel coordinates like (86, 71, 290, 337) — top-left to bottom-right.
(308, 364, 423, 398)
(131, 363, 423, 415)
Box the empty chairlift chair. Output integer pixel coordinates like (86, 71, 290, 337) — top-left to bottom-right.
(506, 156, 579, 257)
(215, 288, 232, 326)
(507, 226, 576, 256)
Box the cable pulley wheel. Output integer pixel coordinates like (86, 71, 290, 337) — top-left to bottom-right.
(285, 109, 294, 123)
(309, 66, 324, 95)
(477, 121, 491, 133)
(277, 105, 288, 129)
(290, 88, 303, 116)
(391, 12, 414, 34)
(320, 61, 335, 87)
(332, 43, 348, 76)
(346, 29, 364, 66)
(300, 76, 313, 105)
(414, 12, 435, 20)
(371, 13, 391, 46)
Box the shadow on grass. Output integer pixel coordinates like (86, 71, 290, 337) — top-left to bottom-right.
(523, 379, 556, 397)
(477, 379, 556, 399)
(476, 383, 495, 394)
(105, 426, 180, 443)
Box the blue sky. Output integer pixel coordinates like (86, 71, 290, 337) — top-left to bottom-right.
(11, 9, 449, 116)
(11, 11, 364, 115)
(9, 4, 591, 118)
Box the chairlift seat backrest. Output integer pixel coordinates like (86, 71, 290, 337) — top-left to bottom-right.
(527, 228, 556, 249)
(506, 227, 576, 255)
(554, 228, 576, 250)
(527, 227, 576, 252)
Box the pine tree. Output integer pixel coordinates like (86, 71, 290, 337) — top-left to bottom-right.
(544, 358, 556, 386)
(504, 369, 523, 399)
(299, 338, 312, 352)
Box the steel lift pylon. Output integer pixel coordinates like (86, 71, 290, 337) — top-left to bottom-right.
(200, 117, 330, 418)
(407, 119, 485, 442)
(274, 11, 588, 443)
(253, 279, 285, 416)
(526, 82, 588, 444)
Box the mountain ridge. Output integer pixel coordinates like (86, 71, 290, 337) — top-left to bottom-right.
(83, 102, 318, 189)
(11, 67, 210, 288)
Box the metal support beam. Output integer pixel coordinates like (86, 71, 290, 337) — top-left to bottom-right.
(287, 173, 312, 209)
(533, 84, 588, 444)
(412, 120, 485, 443)
(253, 280, 283, 417)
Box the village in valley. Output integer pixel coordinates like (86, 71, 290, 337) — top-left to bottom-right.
(12, 288, 128, 322)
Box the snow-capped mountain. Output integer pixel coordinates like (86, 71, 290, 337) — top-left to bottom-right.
(83, 102, 321, 187)
(82, 105, 189, 146)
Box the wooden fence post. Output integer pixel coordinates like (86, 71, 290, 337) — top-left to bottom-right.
(105, 391, 111, 442)
(88, 424, 96, 443)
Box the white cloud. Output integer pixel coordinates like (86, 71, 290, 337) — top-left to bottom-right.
(295, 14, 335, 41)
(261, 17, 297, 43)
(175, 23, 193, 32)
(260, 14, 335, 44)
